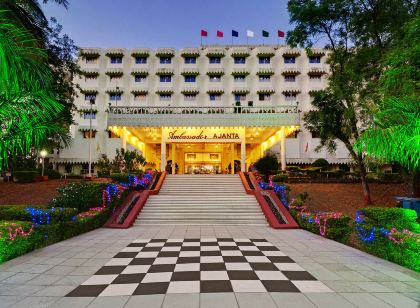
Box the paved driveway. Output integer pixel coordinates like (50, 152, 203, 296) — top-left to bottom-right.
(0, 226, 419, 308)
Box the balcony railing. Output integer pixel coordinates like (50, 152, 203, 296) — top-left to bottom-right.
(109, 105, 298, 115)
(107, 105, 300, 127)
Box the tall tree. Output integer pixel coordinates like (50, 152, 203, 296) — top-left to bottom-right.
(0, 12, 69, 168)
(287, 0, 418, 204)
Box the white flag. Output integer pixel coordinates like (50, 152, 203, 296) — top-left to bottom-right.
(246, 30, 254, 38)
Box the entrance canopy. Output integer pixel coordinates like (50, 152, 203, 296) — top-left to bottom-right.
(107, 105, 300, 173)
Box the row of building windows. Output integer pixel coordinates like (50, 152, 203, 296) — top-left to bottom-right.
(84, 93, 299, 103)
(87, 55, 322, 65)
(88, 74, 322, 83)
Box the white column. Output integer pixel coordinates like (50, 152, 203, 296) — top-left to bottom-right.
(160, 141, 166, 172)
(231, 143, 235, 174)
(171, 143, 176, 174)
(241, 141, 246, 171)
(280, 126, 286, 171)
(122, 127, 127, 150)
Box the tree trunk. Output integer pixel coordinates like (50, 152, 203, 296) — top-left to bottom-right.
(357, 156, 372, 205)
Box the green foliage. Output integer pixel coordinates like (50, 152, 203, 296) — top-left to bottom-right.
(96, 154, 112, 177)
(0, 11, 69, 169)
(49, 182, 107, 212)
(357, 207, 420, 272)
(113, 148, 146, 173)
(110, 173, 130, 183)
(312, 158, 329, 170)
(38, 168, 61, 179)
(290, 209, 352, 244)
(355, 98, 420, 171)
(272, 173, 288, 183)
(359, 207, 420, 233)
(0, 206, 77, 223)
(12, 171, 38, 183)
(254, 153, 280, 181)
(0, 221, 36, 263)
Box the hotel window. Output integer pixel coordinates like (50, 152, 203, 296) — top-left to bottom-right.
(259, 75, 271, 82)
(109, 94, 122, 101)
(309, 56, 321, 63)
(209, 56, 221, 64)
(159, 94, 171, 101)
(284, 56, 296, 64)
(160, 57, 171, 64)
(110, 75, 122, 82)
(83, 131, 96, 138)
(184, 57, 196, 64)
(84, 94, 96, 101)
(209, 75, 221, 82)
(234, 57, 246, 64)
(134, 75, 147, 82)
(310, 75, 322, 81)
(284, 75, 296, 82)
(85, 75, 97, 81)
(234, 75, 246, 82)
(134, 94, 146, 101)
(83, 112, 96, 120)
(85, 56, 97, 64)
(259, 57, 270, 64)
(108, 130, 119, 138)
(234, 94, 246, 101)
(259, 94, 271, 101)
(110, 56, 123, 64)
(284, 94, 296, 101)
(184, 76, 196, 83)
(209, 94, 221, 101)
(135, 56, 147, 64)
(160, 75, 172, 82)
(184, 94, 197, 101)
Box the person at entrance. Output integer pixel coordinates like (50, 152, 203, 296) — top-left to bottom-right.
(228, 163, 232, 174)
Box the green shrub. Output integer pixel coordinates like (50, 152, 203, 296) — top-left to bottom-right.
(359, 207, 420, 233)
(286, 166, 300, 172)
(12, 171, 38, 183)
(290, 208, 353, 244)
(312, 158, 329, 170)
(0, 206, 78, 224)
(49, 182, 108, 212)
(110, 173, 130, 183)
(38, 168, 62, 179)
(272, 173, 288, 183)
(0, 221, 37, 263)
(254, 153, 279, 181)
(356, 207, 420, 272)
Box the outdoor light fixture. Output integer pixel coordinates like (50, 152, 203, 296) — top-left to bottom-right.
(40, 150, 48, 176)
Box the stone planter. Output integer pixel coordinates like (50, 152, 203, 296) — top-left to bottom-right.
(36, 175, 49, 182)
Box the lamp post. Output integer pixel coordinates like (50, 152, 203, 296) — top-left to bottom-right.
(40, 150, 47, 176)
(88, 98, 95, 177)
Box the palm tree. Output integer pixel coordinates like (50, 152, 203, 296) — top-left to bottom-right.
(1, 0, 68, 40)
(355, 97, 420, 197)
(0, 11, 69, 168)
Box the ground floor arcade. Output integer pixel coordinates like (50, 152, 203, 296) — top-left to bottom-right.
(108, 126, 299, 174)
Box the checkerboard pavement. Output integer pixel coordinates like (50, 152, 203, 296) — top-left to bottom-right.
(66, 238, 332, 297)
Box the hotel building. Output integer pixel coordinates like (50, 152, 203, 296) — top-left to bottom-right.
(53, 45, 350, 175)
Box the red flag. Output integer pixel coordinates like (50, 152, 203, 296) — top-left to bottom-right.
(217, 30, 223, 38)
(278, 30, 285, 38)
(201, 30, 208, 37)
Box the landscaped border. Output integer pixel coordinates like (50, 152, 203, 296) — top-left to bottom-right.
(239, 172, 298, 229)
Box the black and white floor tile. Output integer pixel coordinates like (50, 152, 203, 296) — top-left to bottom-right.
(66, 238, 332, 296)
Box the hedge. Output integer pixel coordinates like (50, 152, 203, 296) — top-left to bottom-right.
(356, 207, 420, 272)
(12, 171, 38, 183)
(0, 210, 110, 263)
(50, 182, 108, 212)
(290, 207, 353, 244)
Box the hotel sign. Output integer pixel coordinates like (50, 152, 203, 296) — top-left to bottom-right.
(167, 129, 241, 141)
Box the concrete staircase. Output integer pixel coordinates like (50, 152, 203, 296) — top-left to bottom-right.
(135, 174, 268, 226)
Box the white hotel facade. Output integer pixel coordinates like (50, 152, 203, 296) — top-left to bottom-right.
(53, 45, 350, 175)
